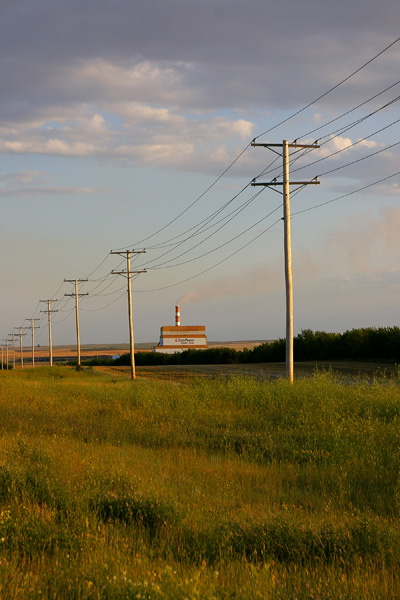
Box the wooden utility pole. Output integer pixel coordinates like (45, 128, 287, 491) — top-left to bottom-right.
(251, 140, 320, 383)
(1, 345, 3, 370)
(15, 327, 27, 369)
(40, 300, 58, 366)
(9, 333, 16, 369)
(2, 340, 9, 370)
(64, 279, 88, 366)
(24, 318, 40, 367)
(110, 249, 146, 380)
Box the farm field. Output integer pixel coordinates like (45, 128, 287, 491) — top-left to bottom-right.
(97, 360, 400, 383)
(9, 340, 267, 365)
(0, 366, 400, 598)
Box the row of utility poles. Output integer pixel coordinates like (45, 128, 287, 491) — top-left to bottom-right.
(1, 252, 147, 380)
(2, 318, 38, 370)
(2, 140, 319, 383)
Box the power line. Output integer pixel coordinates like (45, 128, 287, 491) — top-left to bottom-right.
(295, 78, 400, 142)
(135, 217, 283, 294)
(137, 188, 266, 270)
(318, 138, 400, 178)
(80, 289, 128, 312)
(9, 36, 400, 333)
(114, 36, 400, 254)
(292, 169, 400, 217)
(114, 144, 253, 251)
(256, 92, 400, 181)
(254, 35, 400, 141)
(289, 106, 400, 177)
(149, 191, 272, 271)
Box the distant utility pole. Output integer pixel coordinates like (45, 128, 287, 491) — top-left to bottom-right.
(14, 327, 27, 369)
(251, 139, 320, 384)
(24, 318, 40, 367)
(2, 340, 9, 370)
(1, 345, 3, 370)
(8, 333, 16, 369)
(40, 300, 58, 366)
(110, 249, 146, 380)
(64, 279, 89, 366)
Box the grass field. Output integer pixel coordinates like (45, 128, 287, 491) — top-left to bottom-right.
(0, 365, 400, 598)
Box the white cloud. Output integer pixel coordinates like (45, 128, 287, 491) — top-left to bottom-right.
(0, 170, 110, 197)
(315, 135, 380, 160)
(0, 82, 256, 173)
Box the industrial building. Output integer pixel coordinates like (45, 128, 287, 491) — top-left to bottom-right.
(153, 305, 208, 354)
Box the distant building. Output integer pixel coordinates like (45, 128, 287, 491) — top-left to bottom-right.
(154, 305, 207, 354)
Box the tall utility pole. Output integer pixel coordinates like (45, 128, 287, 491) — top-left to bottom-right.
(40, 300, 58, 366)
(64, 279, 89, 366)
(15, 327, 27, 369)
(251, 139, 320, 383)
(110, 249, 146, 380)
(24, 318, 40, 367)
(1, 345, 3, 370)
(2, 340, 9, 370)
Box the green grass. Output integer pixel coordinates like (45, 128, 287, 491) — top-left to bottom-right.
(0, 366, 400, 597)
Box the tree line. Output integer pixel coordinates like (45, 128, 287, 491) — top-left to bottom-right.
(85, 326, 400, 367)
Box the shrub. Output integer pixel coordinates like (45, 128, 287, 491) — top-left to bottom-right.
(92, 493, 180, 534)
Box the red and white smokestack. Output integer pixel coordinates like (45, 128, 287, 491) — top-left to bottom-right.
(175, 305, 180, 327)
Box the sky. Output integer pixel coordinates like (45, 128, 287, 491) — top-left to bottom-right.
(2, 0, 400, 346)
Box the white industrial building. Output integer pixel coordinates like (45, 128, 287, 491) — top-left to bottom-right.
(153, 306, 208, 354)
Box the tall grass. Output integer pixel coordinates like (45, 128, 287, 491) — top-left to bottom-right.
(0, 367, 399, 597)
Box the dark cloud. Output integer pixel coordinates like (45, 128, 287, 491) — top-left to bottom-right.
(1, 0, 400, 178)
(2, 0, 400, 113)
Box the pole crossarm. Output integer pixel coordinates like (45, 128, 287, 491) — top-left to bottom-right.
(251, 141, 320, 149)
(110, 249, 146, 256)
(64, 293, 89, 297)
(252, 179, 319, 186)
(111, 270, 147, 277)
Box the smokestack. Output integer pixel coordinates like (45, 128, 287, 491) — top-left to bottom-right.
(175, 305, 180, 327)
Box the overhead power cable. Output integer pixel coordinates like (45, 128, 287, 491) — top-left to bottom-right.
(254, 35, 400, 141)
(256, 93, 400, 181)
(10, 36, 400, 330)
(113, 144, 253, 251)
(147, 190, 270, 270)
(289, 116, 400, 178)
(135, 218, 283, 294)
(136, 188, 265, 270)
(292, 169, 400, 217)
(116, 35, 400, 253)
(318, 138, 400, 178)
(296, 78, 400, 142)
(142, 182, 253, 252)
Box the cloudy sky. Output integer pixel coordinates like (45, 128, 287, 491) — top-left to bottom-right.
(2, 0, 400, 346)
